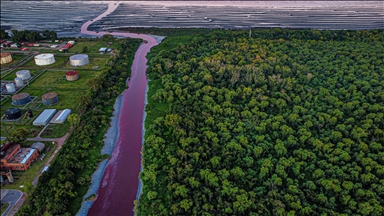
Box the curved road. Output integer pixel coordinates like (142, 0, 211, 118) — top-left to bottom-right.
(81, 2, 159, 216)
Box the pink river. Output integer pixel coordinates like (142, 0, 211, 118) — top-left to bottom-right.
(81, 2, 158, 215)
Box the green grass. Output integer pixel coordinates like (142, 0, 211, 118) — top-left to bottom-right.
(27, 70, 100, 90)
(34, 49, 62, 54)
(1, 203, 10, 215)
(68, 41, 120, 54)
(1, 69, 42, 81)
(40, 122, 70, 138)
(1, 142, 56, 191)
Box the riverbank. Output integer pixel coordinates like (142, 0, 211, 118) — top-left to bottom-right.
(77, 93, 123, 216)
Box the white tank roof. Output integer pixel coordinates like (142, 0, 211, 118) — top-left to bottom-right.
(70, 54, 88, 60)
(35, 53, 54, 59)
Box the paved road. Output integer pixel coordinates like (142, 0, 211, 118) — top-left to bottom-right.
(1, 190, 22, 216)
(32, 129, 72, 186)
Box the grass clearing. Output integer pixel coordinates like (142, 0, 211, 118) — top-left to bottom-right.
(1, 69, 42, 81)
(40, 122, 70, 138)
(68, 41, 120, 53)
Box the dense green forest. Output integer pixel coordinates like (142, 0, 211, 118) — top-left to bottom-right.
(139, 29, 384, 215)
(17, 37, 142, 216)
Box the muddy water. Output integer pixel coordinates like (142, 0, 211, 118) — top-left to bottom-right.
(81, 2, 158, 216)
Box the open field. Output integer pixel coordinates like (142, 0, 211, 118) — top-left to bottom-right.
(68, 41, 119, 53)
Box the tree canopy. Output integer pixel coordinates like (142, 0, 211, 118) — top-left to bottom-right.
(139, 28, 384, 215)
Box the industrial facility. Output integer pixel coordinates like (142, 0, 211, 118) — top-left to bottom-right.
(31, 142, 45, 153)
(34, 53, 55, 66)
(66, 70, 79, 81)
(0, 52, 12, 64)
(0, 143, 39, 171)
(4, 108, 22, 120)
(12, 92, 31, 105)
(16, 70, 31, 80)
(33, 109, 57, 126)
(42, 92, 58, 105)
(50, 109, 71, 124)
(69, 54, 89, 66)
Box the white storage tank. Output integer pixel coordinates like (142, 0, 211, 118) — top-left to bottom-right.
(14, 77, 24, 87)
(1, 52, 12, 64)
(69, 54, 89, 66)
(16, 70, 31, 80)
(6, 83, 16, 93)
(34, 53, 55, 66)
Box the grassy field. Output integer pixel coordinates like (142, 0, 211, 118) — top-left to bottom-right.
(68, 41, 120, 53)
(1, 142, 56, 191)
(1, 69, 42, 81)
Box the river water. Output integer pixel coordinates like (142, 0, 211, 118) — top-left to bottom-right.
(80, 2, 159, 216)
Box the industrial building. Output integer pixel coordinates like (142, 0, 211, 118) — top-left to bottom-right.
(16, 70, 31, 80)
(0, 143, 39, 171)
(4, 108, 22, 120)
(0, 52, 12, 64)
(34, 53, 55, 66)
(50, 109, 71, 124)
(12, 93, 31, 105)
(66, 70, 79, 81)
(69, 54, 89, 66)
(31, 142, 45, 153)
(42, 92, 58, 105)
(33, 109, 57, 126)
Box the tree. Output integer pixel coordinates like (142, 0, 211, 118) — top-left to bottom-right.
(82, 46, 88, 53)
(67, 114, 80, 128)
(0, 30, 9, 39)
(6, 127, 30, 145)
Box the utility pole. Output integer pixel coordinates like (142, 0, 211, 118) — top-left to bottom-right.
(249, 28, 252, 38)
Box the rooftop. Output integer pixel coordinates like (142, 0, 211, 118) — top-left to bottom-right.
(9, 148, 36, 164)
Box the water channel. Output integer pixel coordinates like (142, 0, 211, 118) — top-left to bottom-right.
(80, 2, 159, 215)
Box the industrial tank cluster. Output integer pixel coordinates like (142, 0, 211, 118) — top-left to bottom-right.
(66, 70, 79, 81)
(69, 54, 89, 66)
(34, 53, 55, 66)
(1, 52, 12, 64)
(42, 92, 58, 105)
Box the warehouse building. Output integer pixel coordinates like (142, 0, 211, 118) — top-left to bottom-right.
(50, 109, 71, 124)
(33, 109, 57, 126)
